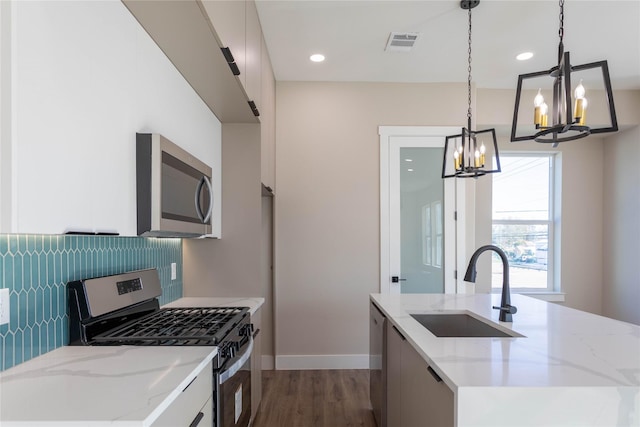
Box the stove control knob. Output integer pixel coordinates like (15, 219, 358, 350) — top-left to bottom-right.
(240, 323, 254, 337)
(223, 341, 239, 358)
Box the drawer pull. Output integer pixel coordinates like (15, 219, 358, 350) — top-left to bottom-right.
(189, 412, 204, 427)
(182, 375, 198, 392)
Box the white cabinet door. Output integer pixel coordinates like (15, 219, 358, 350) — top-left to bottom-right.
(152, 361, 213, 426)
(201, 0, 246, 87)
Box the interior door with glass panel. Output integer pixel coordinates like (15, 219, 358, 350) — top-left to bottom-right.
(388, 136, 456, 294)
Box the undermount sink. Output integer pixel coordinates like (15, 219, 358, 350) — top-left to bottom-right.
(410, 313, 523, 338)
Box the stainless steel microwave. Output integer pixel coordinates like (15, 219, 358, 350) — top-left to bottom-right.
(136, 133, 213, 237)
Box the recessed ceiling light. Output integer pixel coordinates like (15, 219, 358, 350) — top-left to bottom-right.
(310, 54, 325, 63)
(407, 168, 414, 172)
(404, 158, 413, 162)
(516, 52, 534, 61)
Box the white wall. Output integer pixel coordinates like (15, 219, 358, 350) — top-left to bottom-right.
(603, 126, 640, 325)
(275, 81, 640, 367)
(2, 0, 220, 235)
(183, 124, 261, 298)
(275, 82, 468, 368)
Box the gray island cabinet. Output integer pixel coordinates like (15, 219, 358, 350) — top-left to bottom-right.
(386, 317, 453, 427)
(371, 293, 640, 427)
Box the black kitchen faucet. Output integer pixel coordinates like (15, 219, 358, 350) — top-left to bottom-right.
(464, 245, 518, 322)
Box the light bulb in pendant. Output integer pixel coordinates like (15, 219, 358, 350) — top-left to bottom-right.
(534, 88, 544, 125)
(540, 102, 548, 127)
(574, 80, 586, 99)
(574, 79, 587, 123)
(453, 150, 460, 170)
(479, 143, 486, 166)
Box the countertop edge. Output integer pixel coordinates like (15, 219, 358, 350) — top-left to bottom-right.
(142, 349, 217, 427)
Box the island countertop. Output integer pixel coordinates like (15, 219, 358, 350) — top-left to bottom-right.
(371, 293, 640, 426)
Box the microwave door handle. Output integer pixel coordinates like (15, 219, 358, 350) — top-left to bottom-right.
(195, 177, 206, 222)
(202, 176, 213, 224)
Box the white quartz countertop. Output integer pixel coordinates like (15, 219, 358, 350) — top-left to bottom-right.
(371, 293, 640, 426)
(0, 346, 216, 426)
(164, 297, 264, 315)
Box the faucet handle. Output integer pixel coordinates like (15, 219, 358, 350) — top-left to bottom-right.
(492, 304, 518, 315)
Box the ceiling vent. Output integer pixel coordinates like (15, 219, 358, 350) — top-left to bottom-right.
(385, 32, 420, 52)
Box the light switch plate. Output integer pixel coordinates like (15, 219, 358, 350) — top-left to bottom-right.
(171, 263, 177, 280)
(0, 288, 10, 325)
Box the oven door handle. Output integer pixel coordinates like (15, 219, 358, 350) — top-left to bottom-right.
(218, 338, 253, 385)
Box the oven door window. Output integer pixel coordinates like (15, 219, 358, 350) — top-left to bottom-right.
(161, 152, 212, 225)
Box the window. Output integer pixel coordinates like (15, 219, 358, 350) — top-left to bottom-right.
(491, 154, 556, 292)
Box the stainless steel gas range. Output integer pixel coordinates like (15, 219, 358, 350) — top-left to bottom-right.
(67, 268, 253, 427)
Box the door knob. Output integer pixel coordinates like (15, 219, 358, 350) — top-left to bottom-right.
(391, 276, 407, 283)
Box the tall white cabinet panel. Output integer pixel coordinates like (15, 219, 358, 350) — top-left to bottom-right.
(2, 1, 221, 236)
(260, 36, 276, 190)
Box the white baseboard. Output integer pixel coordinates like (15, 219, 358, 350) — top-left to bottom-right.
(274, 354, 369, 370)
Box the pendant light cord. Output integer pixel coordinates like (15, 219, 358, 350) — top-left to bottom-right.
(558, 0, 565, 62)
(467, 7, 473, 129)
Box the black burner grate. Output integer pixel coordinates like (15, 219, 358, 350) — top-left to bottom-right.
(92, 307, 248, 346)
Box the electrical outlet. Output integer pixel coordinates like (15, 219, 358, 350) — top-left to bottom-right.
(171, 263, 177, 281)
(0, 288, 10, 325)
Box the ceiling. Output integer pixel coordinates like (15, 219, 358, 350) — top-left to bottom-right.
(255, 0, 640, 90)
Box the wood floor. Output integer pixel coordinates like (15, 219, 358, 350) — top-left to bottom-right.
(252, 370, 378, 427)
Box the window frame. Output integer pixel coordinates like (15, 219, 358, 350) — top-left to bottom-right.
(491, 152, 558, 294)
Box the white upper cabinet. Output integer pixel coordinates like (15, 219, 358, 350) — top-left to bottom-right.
(244, 0, 262, 114)
(200, 0, 263, 116)
(1, 1, 221, 236)
(200, 0, 247, 87)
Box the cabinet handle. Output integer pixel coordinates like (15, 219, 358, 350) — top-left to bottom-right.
(392, 325, 406, 341)
(220, 47, 241, 75)
(182, 375, 198, 392)
(189, 412, 204, 427)
(427, 366, 443, 383)
(248, 100, 260, 117)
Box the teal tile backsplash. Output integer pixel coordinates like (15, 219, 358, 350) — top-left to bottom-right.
(0, 235, 182, 371)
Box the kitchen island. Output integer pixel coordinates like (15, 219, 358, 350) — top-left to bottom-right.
(371, 293, 640, 426)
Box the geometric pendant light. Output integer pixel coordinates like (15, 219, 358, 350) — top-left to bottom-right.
(442, 0, 501, 179)
(510, 0, 618, 147)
